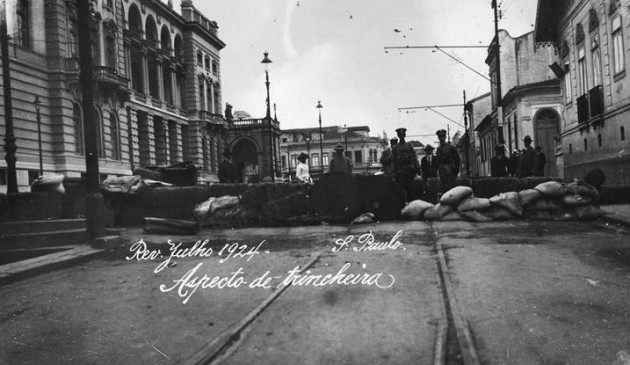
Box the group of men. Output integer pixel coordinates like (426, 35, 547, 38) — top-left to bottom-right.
(380, 128, 460, 201)
(490, 135, 547, 178)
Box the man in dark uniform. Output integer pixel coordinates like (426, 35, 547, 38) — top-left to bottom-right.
(533, 145, 547, 177)
(218, 149, 238, 183)
(392, 127, 420, 202)
(420, 144, 437, 179)
(517, 135, 537, 178)
(435, 129, 460, 192)
(490, 145, 509, 177)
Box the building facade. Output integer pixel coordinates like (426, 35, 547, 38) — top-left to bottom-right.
(0, 0, 234, 192)
(535, 0, 630, 186)
(481, 29, 563, 177)
(279, 125, 386, 180)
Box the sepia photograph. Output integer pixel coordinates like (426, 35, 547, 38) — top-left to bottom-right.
(1, 0, 630, 364)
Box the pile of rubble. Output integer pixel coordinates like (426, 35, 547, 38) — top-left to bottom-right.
(401, 180, 606, 222)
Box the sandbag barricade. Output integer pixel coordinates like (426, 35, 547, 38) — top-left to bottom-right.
(399, 181, 606, 222)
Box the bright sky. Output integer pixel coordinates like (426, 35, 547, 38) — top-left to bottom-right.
(188, 0, 538, 145)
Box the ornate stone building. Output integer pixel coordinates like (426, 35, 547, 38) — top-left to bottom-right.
(0, 0, 233, 192)
(535, 0, 630, 186)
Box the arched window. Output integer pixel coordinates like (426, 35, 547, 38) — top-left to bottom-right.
(16, 0, 31, 48)
(576, 24, 588, 95)
(128, 5, 142, 34)
(73, 104, 84, 155)
(160, 26, 171, 52)
(575, 23, 585, 44)
(212, 60, 218, 75)
(561, 41, 572, 104)
(174, 35, 183, 58)
(145, 16, 157, 44)
(196, 51, 203, 66)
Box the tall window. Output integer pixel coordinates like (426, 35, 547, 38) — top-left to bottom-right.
(291, 154, 297, 168)
(591, 34, 602, 86)
(354, 150, 362, 164)
(109, 114, 120, 160)
(73, 104, 84, 155)
(16, 0, 30, 48)
(311, 153, 319, 167)
(322, 153, 329, 166)
(561, 41, 572, 104)
(612, 15, 625, 75)
(577, 46, 588, 95)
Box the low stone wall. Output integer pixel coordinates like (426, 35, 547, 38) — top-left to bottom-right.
(0, 192, 63, 222)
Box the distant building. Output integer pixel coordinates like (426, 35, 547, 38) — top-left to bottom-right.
(535, 0, 630, 186)
(461, 93, 492, 177)
(279, 126, 386, 180)
(481, 29, 563, 177)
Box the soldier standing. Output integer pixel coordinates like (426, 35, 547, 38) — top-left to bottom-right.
(517, 135, 537, 177)
(379, 138, 398, 178)
(392, 127, 420, 202)
(435, 129, 460, 192)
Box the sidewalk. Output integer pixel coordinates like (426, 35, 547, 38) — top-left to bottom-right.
(601, 204, 630, 227)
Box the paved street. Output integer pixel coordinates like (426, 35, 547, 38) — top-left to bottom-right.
(1, 220, 629, 365)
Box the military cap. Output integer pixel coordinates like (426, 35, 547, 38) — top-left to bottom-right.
(424, 144, 434, 151)
(523, 135, 532, 142)
(395, 128, 407, 133)
(436, 129, 447, 136)
(334, 143, 345, 151)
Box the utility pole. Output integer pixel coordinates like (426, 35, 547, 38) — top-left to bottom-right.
(463, 90, 470, 177)
(1, 0, 18, 193)
(492, 0, 504, 144)
(77, 0, 106, 238)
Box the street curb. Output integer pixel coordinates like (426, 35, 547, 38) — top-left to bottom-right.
(601, 216, 630, 228)
(0, 245, 106, 286)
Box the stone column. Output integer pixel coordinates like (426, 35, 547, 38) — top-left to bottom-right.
(156, 59, 164, 101)
(138, 113, 156, 166)
(169, 121, 182, 163)
(142, 50, 149, 95)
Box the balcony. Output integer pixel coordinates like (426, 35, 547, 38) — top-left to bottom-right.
(94, 66, 128, 90)
(198, 111, 226, 126)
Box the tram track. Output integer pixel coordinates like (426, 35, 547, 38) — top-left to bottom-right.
(179, 225, 475, 365)
(431, 224, 481, 365)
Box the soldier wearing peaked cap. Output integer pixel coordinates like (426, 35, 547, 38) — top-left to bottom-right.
(435, 129, 460, 192)
(392, 127, 420, 202)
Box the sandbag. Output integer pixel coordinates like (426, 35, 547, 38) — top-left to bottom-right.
(442, 211, 463, 221)
(460, 210, 493, 222)
(457, 197, 491, 212)
(523, 209, 552, 220)
(535, 181, 568, 197)
(560, 194, 593, 207)
(209, 195, 240, 215)
(552, 210, 578, 221)
(527, 198, 564, 211)
(573, 205, 606, 220)
(31, 173, 65, 194)
(352, 212, 376, 224)
(485, 206, 516, 221)
(101, 175, 149, 195)
(401, 199, 434, 220)
(422, 203, 454, 221)
(518, 189, 543, 206)
(489, 192, 523, 216)
(193, 197, 216, 222)
(440, 186, 473, 206)
(566, 181, 600, 203)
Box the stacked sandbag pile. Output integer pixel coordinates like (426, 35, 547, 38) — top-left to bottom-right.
(193, 195, 242, 227)
(520, 180, 605, 221)
(399, 181, 606, 222)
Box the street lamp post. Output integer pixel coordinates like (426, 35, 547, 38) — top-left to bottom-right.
(343, 124, 348, 152)
(261, 51, 274, 182)
(34, 95, 43, 176)
(316, 100, 323, 176)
